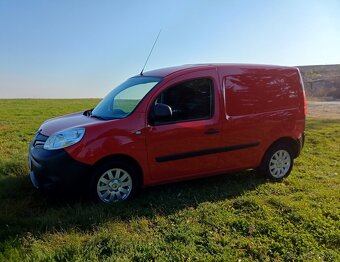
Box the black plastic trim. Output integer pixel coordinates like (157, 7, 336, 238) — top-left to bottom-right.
(155, 142, 260, 163)
(33, 132, 49, 148)
(296, 132, 305, 157)
(28, 141, 91, 193)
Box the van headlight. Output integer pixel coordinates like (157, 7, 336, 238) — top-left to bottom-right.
(44, 128, 85, 150)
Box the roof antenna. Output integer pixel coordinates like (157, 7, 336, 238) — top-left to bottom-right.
(140, 29, 162, 75)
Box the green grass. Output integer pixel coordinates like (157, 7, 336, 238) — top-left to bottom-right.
(0, 99, 339, 261)
(114, 99, 140, 113)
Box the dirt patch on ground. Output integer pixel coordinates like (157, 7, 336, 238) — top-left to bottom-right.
(307, 101, 340, 119)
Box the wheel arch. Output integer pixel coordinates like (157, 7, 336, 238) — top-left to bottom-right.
(90, 154, 144, 186)
(264, 137, 300, 159)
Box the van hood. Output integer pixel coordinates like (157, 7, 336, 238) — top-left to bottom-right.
(39, 111, 102, 136)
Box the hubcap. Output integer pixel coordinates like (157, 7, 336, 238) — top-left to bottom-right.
(97, 168, 132, 203)
(269, 150, 291, 178)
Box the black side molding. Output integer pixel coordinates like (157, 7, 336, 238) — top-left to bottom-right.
(155, 142, 260, 163)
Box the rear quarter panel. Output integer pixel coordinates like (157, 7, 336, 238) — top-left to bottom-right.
(218, 66, 305, 169)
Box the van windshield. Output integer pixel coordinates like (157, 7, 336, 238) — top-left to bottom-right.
(91, 76, 162, 120)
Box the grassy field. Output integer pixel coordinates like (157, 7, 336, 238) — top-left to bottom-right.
(0, 99, 339, 261)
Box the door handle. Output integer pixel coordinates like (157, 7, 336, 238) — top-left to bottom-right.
(204, 128, 220, 135)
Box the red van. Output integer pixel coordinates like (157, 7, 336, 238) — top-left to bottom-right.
(29, 64, 305, 204)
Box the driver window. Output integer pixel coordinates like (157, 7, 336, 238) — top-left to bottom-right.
(152, 78, 213, 124)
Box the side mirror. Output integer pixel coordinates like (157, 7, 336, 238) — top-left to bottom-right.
(154, 103, 172, 119)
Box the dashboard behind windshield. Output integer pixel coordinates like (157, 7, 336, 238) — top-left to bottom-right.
(92, 76, 162, 120)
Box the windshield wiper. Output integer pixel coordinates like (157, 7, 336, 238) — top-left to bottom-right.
(84, 109, 116, 120)
(90, 114, 107, 120)
(83, 109, 94, 117)
(83, 109, 106, 120)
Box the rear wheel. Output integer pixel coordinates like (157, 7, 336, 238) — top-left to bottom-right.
(259, 143, 293, 180)
(91, 161, 140, 203)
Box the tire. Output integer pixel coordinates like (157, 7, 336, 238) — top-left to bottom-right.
(91, 160, 140, 204)
(259, 143, 294, 181)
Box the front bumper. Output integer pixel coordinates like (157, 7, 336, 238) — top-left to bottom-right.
(28, 141, 91, 193)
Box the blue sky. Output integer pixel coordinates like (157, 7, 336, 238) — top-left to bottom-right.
(0, 0, 339, 98)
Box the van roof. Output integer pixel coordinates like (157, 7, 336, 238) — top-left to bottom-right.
(141, 63, 296, 77)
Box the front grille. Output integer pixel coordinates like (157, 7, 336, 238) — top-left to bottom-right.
(33, 132, 49, 148)
(34, 140, 45, 147)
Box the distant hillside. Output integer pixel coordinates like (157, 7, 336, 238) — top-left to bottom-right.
(297, 64, 340, 99)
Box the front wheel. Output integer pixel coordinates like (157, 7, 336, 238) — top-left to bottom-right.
(91, 161, 139, 204)
(259, 144, 294, 181)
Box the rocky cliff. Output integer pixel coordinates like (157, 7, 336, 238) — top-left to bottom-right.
(297, 64, 340, 99)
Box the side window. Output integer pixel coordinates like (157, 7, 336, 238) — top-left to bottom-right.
(150, 78, 214, 125)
